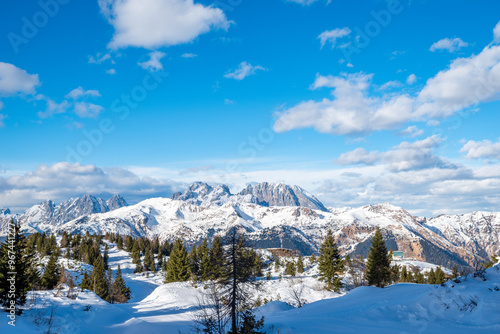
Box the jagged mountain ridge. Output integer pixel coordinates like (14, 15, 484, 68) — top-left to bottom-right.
(1, 182, 499, 271)
(170, 181, 328, 211)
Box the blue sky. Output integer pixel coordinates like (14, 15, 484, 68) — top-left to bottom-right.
(1, 0, 500, 215)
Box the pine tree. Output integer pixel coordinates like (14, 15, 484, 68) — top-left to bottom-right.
(165, 239, 190, 283)
(284, 260, 297, 276)
(91, 255, 108, 300)
(80, 270, 92, 291)
(452, 266, 459, 278)
(198, 239, 211, 281)
(41, 249, 61, 290)
(117, 235, 123, 250)
(366, 228, 391, 288)
(209, 236, 224, 280)
(0, 220, 33, 312)
(188, 246, 200, 278)
(233, 309, 265, 334)
(219, 230, 261, 333)
(434, 267, 446, 284)
(103, 244, 109, 270)
(144, 247, 155, 272)
(318, 230, 344, 292)
(297, 254, 304, 274)
(310, 253, 317, 263)
(111, 265, 131, 303)
(427, 268, 436, 284)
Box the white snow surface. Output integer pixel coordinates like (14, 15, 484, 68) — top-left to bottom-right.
(2, 244, 499, 333)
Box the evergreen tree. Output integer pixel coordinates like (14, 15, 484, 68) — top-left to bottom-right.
(232, 309, 265, 334)
(91, 255, 108, 300)
(284, 260, 296, 276)
(117, 235, 123, 250)
(111, 265, 131, 303)
(219, 230, 261, 333)
(188, 246, 200, 278)
(318, 230, 344, 292)
(452, 266, 459, 278)
(210, 236, 225, 280)
(165, 239, 190, 283)
(197, 239, 210, 279)
(427, 268, 436, 284)
(103, 244, 109, 270)
(366, 228, 391, 288)
(0, 220, 33, 312)
(41, 249, 61, 290)
(434, 267, 446, 284)
(310, 253, 317, 263)
(144, 247, 155, 272)
(297, 254, 304, 274)
(80, 270, 92, 291)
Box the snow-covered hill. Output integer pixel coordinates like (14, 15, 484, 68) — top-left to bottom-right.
(2, 241, 499, 334)
(1, 182, 499, 270)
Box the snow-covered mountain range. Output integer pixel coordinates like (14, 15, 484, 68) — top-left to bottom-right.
(1, 182, 499, 271)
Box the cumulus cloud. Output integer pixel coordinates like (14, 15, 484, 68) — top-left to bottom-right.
(274, 72, 414, 135)
(65, 87, 101, 100)
(337, 135, 450, 172)
(0, 162, 180, 211)
(460, 138, 500, 160)
(398, 125, 423, 138)
(37, 98, 70, 119)
(0, 62, 40, 96)
(224, 62, 266, 80)
(406, 74, 417, 85)
(318, 28, 351, 49)
(138, 51, 166, 71)
(99, 0, 230, 49)
(88, 53, 112, 64)
(495, 21, 500, 42)
(430, 37, 468, 52)
(74, 102, 104, 118)
(274, 23, 500, 136)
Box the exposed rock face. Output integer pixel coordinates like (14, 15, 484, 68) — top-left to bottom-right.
(239, 182, 328, 212)
(107, 195, 129, 211)
(19, 194, 128, 226)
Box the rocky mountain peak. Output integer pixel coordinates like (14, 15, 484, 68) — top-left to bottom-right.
(239, 182, 328, 212)
(107, 194, 129, 211)
(0, 208, 11, 215)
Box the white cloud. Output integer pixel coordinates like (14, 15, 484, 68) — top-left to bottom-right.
(106, 69, 117, 75)
(0, 113, 5, 127)
(65, 87, 101, 100)
(224, 98, 235, 105)
(275, 23, 500, 136)
(88, 53, 112, 64)
(416, 43, 500, 119)
(274, 72, 414, 135)
(460, 138, 500, 160)
(337, 135, 449, 172)
(318, 28, 351, 49)
(406, 73, 417, 85)
(0, 162, 180, 211)
(399, 125, 423, 138)
(430, 37, 468, 53)
(74, 102, 104, 118)
(138, 51, 166, 71)
(379, 80, 402, 90)
(495, 21, 500, 42)
(0, 62, 40, 96)
(224, 62, 266, 80)
(37, 98, 70, 119)
(100, 0, 230, 49)
(286, 0, 319, 5)
(181, 53, 197, 58)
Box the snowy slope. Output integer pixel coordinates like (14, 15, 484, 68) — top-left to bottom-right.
(2, 242, 499, 334)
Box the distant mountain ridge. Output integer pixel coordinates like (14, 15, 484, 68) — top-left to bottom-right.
(1, 182, 499, 271)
